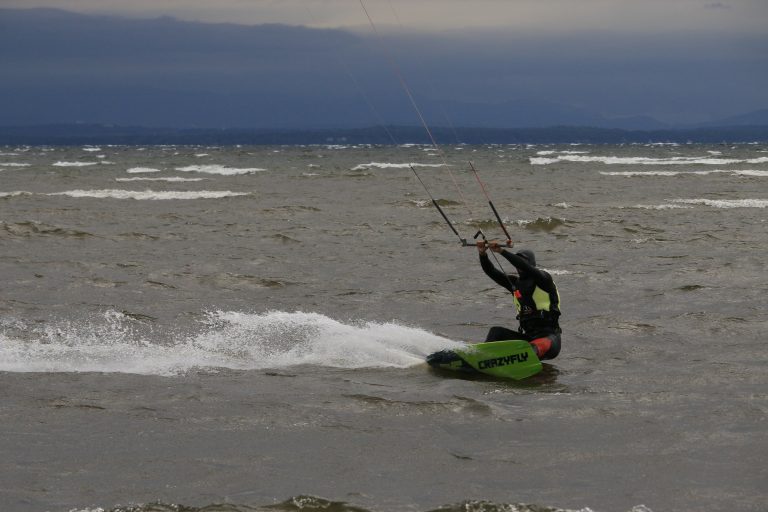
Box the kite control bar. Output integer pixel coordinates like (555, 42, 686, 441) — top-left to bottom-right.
(463, 230, 513, 248)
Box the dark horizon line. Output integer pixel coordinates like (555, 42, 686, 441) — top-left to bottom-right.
(1, 123, 768, 145)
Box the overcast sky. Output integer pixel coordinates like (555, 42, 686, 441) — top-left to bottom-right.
(4, 0, 768, 33)
(1, 1, 766, 128)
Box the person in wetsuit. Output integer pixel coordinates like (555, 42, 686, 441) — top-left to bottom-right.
(477, 240, 562, 360)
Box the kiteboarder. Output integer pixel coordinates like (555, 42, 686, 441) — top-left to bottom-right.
(477, 240, 562, 360)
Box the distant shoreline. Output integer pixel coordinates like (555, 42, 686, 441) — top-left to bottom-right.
(1, 124, 767, 145)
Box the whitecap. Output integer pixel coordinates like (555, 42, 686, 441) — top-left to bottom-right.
(537, 150, 588, 155)
(601, 171, 683, 177)
(115, 177, 206, 182)
(175, 164, 266, 175)
(601, 169, 768, 177)
(628, 204, 694, 210)
(351, 162, 446, 171)
(0, 162, 31, 167)
(52, 161, 99, 167)
(48, 189, 249, 200)
(671, 198, 768, 208)
(532, 155, 766, 166)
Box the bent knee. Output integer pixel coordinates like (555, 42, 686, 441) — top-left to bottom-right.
(530, 335, 560, 360)
(530, 337, 551, 358)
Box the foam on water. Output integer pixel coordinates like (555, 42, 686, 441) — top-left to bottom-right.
(630, 204, 694, 210)
(52, 161, 99, 167)
(351, 162, 446, 170)
(671, 198, 768, 208)
(115, 177, 206, 182)
(601, 169, 768, 177)
(48, 189, 249, 200)
(630, 198, 768, 209)
(531, 155, 768, 166)
(175, 164, 266, 175)
(536, 150, 590, 156)
(0, 310, 460, 376)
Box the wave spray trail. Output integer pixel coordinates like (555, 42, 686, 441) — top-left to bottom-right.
(0, 310, 460, 376)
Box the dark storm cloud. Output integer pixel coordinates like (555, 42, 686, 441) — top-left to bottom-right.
(0, 7, 766, 128)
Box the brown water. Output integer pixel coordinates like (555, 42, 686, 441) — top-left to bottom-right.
(1, 143, 766, 512)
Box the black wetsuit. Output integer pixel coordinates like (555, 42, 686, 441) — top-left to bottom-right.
(480, 250, 562, 360)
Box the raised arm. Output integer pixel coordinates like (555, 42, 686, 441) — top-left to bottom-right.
(478, 241, 517, 293)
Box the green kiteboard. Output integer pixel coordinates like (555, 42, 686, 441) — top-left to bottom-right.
(426, 340, 542, 380)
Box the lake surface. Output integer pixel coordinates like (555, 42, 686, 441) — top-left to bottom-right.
(1, 143, 766, 512)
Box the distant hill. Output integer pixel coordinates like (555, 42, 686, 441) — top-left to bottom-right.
(1, 8, 766, 131)
(707, 109, 768, 127)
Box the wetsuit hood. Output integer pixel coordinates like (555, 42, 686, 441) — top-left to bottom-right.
(516, 249, 536, 267)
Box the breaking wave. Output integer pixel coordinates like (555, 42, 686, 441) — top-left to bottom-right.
(600, 169, 768, 177)
(631, 198, 768, 209)
(0, 310, 460, 376)
(517, 217, 567, 232)
(531, 155, 768, 166)
(352, 162, 446, 171)
(1, 189, 249, 200)
(52, 161, 100, 167)
(116, 177, 206, 182)
(48, 189, 249, 200)
(175, 164, 266, 175)
(670, 198, 768, 208)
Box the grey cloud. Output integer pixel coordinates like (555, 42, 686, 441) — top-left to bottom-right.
(1, 8, 766, 128)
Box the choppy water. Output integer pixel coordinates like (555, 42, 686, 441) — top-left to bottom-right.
(1, 143, 766, 512)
